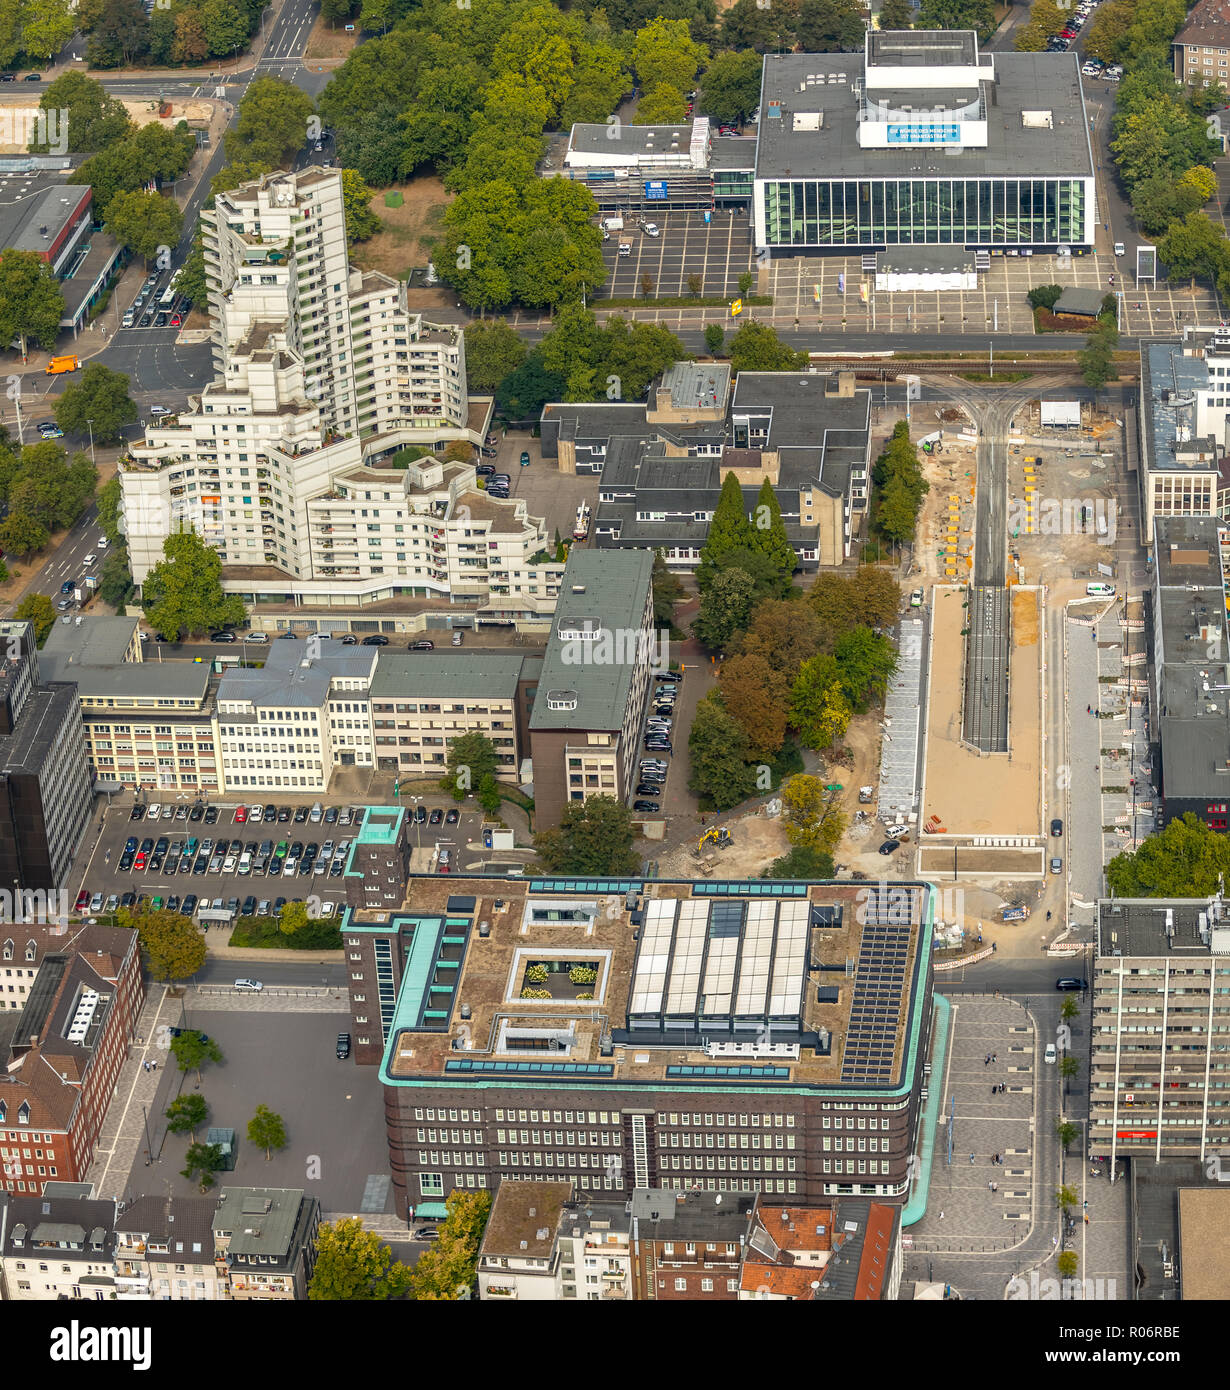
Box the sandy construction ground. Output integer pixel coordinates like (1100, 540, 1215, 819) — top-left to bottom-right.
(921, 584, 1043, 837)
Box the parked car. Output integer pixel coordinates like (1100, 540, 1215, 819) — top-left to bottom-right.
(445, 808, 460, 824)
(336, 1033, 351, 1059)
(1044, 1043, 1057, 1064)
(429, 808, 444, 825)
(1050, 818, 1063, 837)
(879, 839, 901, 855)
(234, 978, 263, 992)
(362, 634, 389, 646)
(633, 800, 660, 812)
(1056, 977, 1088, 991)
(519, 451, 531, 467)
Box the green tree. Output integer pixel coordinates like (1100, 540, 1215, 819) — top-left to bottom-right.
(1106, 812, 1230, 896)
(200, 0, 250, 57)
(750, 477, 798, 575)
(634, 82, 687, 124)
(0, 250, 65, 356)
(98, 547, 135, 609)
(409, 1191, 492, 1300)
(1179, 164, 1218, 205)
(2, 516, 50, 563)
(464, 320, 527, 394)
(1061, 994, 1080, 1023)
(697, 471, 754, 586)
(210, 159, 274, 201)
(96, 476, 123, 545)
(54, 363, 138, 444)
(14, 592, 55, 642)
(1060, 1053, 1080, 1097)
(279, 900, 310, 935)
(86, 0, 151, 67)
(688, 692, 758, 809)
(719, 0, 779, 51)
(247, 1103, 288, 1160)
(176, 237, 207, 308)
(36, 72, 133, 152)
(497, 350, 566, 421)
(1130, 175, 1203, 237)
(1159, 211, 1230, 286)
(143, 530, 247, 641)
(165, 1093, 209, 1140)
(226, 75, 316, 168)
(340, 168, 380, 245)
(1078, 325, 1119, 389)
(1056, 1182, 1079, 1215)
(24, 0, 84, 60)
(791, 654, 852, 750)
(477, 773, 502, 816)
(309, 1218, 413, 1301)
(795, 0, 866, 51)
(104, 190, 184, 264)
(728, 319, 809, 375)
(533, 795, 639, 875)
(651, 551, 684, 627)
(780, 773, 846, 854)
(1056, 1117, 1079, 1151)
(444, 731, 500, 799)
(832, 625, 897, 712)
(632, 16, 707, 93)
(915, 0, 997, 40)
(120, 905, 207, 983)
(703, 324, 725, 356)
(1026, 283, 1063, 310)
(693, 566, 756, 648)
(763, 843, 835, 879)
(698, 48, 761, 124)
(169, 1028, 224, 1086)
(878, 0, 914, 26)
(181, 1141, 225, 1192)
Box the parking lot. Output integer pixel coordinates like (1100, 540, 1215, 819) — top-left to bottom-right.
(483, 432, 601, 539)
(596, 209, 755, 300)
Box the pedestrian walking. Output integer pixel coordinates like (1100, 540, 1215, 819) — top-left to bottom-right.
(1084, 1214, 1089, 1225)
(939, 1210, 944, 1219)
(992, 1183, 998, 1193)
(969, 1153, 975, 1164)
(985, 1054, 991, 1066)
(988, 1180, 994, 1191)
(991, 1086, 997, 1097)
(142, 1060, 149, 1073)
(992, 1053, 997, 1063)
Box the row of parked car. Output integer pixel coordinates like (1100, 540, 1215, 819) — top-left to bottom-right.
(75, 889, 337, 919)
(634, 672, 681, 813)
(119, 832, 352, 881)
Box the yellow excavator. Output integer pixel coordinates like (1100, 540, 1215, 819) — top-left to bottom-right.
(697, 827, 733, 854)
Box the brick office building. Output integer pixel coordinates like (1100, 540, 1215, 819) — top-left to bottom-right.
(344, 876, 935, 1220)
(0, 923, 143, 1195)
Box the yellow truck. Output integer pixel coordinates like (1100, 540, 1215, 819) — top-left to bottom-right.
(45, 355, 79, 375)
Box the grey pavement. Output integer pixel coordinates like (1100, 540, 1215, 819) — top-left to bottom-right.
(1065, 613, 1105, 912)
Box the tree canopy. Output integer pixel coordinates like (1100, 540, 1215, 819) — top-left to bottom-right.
(142, 530, 247, 641)
(1106, 813, 1230, 896)
(309, 1218, 413, 1300)
(533, 795, 639, 875)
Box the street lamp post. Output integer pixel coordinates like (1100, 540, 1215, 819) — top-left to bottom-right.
(86, 418, 95, 465)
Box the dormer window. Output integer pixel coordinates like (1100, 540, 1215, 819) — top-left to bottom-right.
(2, 940, 11, 961)
(24, 941, 35, 962)
(17, 1102, 29, 1124)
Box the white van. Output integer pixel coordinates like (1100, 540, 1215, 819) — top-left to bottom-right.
(618, 243, 632, 257)
(1086, 582, 1115, 597)
(309, 802, 323, 823)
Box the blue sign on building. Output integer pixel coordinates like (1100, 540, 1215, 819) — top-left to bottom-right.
(645, 180, 668, 199)
(886, 124, 959, 144)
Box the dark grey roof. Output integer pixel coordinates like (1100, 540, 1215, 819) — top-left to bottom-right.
(755, 51, 1094, 181)
(1141, 343, 1211, 475)
(529, 549, 653, 733)
(868, 29, 979, 66)
(877, 246, 975, 274)
(117, 1194, 218, 1260)
(370, 651, 531, 701)
(41, 617, 137, 670)
(1095, 896, 1228, 957)
(213, 1186, 308, 1259)
(629, 1187, 757, 1240)
(0, 684, 79, 778)
(1053, 287, 1106, 317)
(0, 1193, 118, 1260)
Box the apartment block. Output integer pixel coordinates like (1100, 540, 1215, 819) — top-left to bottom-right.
(528, 548, 656, 827)
(114, 1195, 226, 1301)
(629, 1188, 757, 1300)
(0, 1193, 119, 1300)
(346, 876, 934, 1219)
(1092, 895, 1230, 1165)
(0, 620, 92, 891)
(739, 1199, 900, 1300)
(477, 1179, 574, 1300)
(121, 166, 505, 602)
(204, 168, 471, 446)
(370, 652, 541, 782)
(0, 924, 143, 1196)
(1174, 0, 1230, 86)
(211, 1186, 320, 1300)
